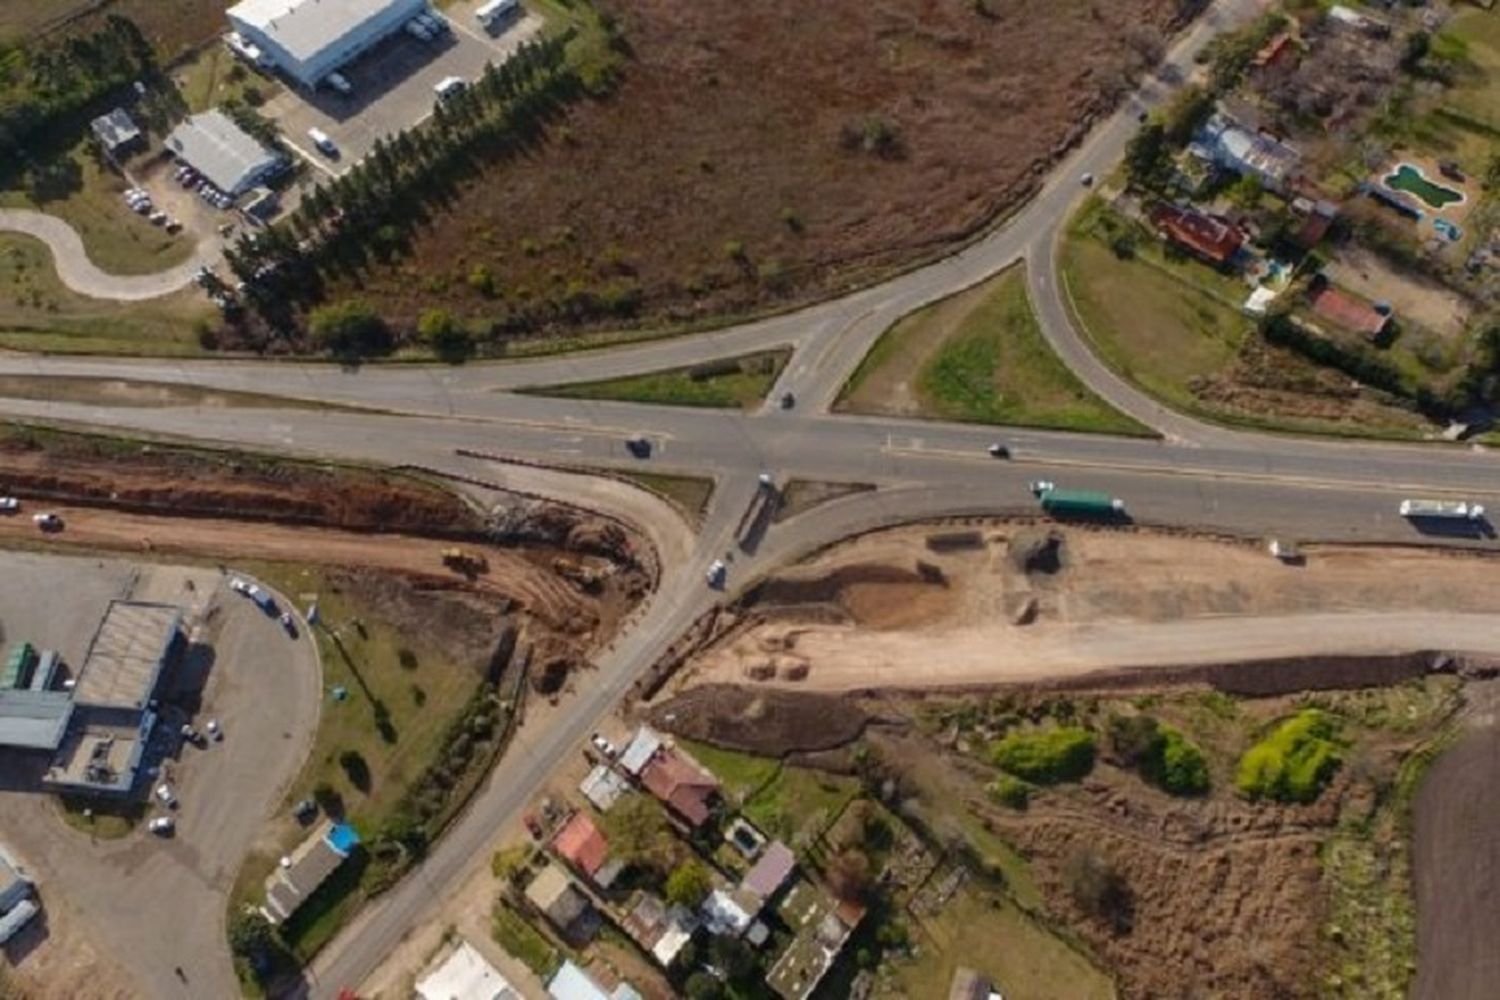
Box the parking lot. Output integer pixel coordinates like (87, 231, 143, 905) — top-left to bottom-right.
(0, 551, 319, 999)
(263, 5, 545, 175)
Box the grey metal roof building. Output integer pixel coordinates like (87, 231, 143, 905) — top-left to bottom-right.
(165, 110, 280, 196)
(0, 689, 74, 750)
(227, 0, 427, 89)
(89, 108, 142, 154)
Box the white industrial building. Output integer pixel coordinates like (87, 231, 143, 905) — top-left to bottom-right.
(166, 110, 282, 197)
(226, 0, 428, 89)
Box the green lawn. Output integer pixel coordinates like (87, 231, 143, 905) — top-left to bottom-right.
(680, 740, 859, 845)
(0, 234, 211, 355)
(520, 348, 791, 409)
(1061, 203, 1250, 413)
(1435, 9, 1500, 132)
(0, 141, 195, 277)
(840, 266, 1148, 435)
(612, 471, 715, 527)
(227, 561, 491, 960)
(173, 44, 279, 114)
(493, 901, 561, 978)
(892, 885, 1116, 1000)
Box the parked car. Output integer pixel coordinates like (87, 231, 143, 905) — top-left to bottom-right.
(405, 19, 433, 41)
(229, 577, 249, 594)
(0, 497, 18, 512)
(155, 783, 178, 809)
(148, 816, 175, 836)
(779, 391, 795, 410)
(626, 435, 652, 458)
(706, 559, 727, 588)
(206, 718, 223, 741)
(434, 76, 467, 102)
(292, 798, 317, 823)
(590, 733, 617, 758)
(32, 512, 62, 531)
(1028, 480, 1056, 497)
(1080, 172, 1094, 187)
(324, 71, 353, 95)
(279, 611, 297, 636)
(308, 127, 338, 157)
(180, 724, 205, 747)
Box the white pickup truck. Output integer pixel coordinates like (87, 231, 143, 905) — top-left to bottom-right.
(1399, 498, 1485, 520)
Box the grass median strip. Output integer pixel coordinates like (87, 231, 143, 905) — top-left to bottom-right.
(838, 265, 1149, 436)
(518, 348, 791, 409)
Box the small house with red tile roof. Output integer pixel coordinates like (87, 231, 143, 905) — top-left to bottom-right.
(1148, 203, 1246, 268)
(551, 812, 613, 883)
(640, 748, 719, 828)
(1309, 283, 1391, 340)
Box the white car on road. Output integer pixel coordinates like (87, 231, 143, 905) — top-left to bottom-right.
(0, 497, 18, 512)
(308, 127, 338, 156)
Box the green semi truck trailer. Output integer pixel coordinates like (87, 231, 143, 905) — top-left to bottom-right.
(1031, 482, 1125, 518)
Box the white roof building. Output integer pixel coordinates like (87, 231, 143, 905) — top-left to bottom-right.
(416, 940, 521, 1000)
(617, 726, 663, 777)
(166, 110, 281, 197)
(227, 0, 427, 88)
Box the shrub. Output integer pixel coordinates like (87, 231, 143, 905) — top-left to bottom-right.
(990, 726, 1096, 784)
(664, 860, 711, 908)
(1235, 709, 1344, 803)
(987, 774, 1032, 809)
(418, 308, 472, 359)
(308, 299, 391, 357)
(1065, 850, 1133, 933)
(467, 264, 496, 297)
(1107, 714, 1210, 795)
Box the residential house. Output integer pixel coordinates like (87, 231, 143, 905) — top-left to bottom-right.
(547, 959, 642, 1000)
(741, 840, 796, 906)
(526, 864, 598, 944)
(621, 892, 697, 967)
(617, 726, 663, 778)
(1148, 203, 1246, 268)
(415, 939, 522, 1000)
(262, 822, 359, 925)
(89, 108, 143, 157)
(1191, 112, 1301, 192)
(949, 967, 1002, 1000)
(1308, 282, 1392, 340)
(701, 886, 760, 937)
(766, 880, 864, 1000)
(1290, 196, 1340, 249)
(640, 747, 719, 828)
(579, 763, 628, 812)
(551, 812, 622, 887)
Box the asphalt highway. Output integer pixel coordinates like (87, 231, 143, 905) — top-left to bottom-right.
(5, 0, 1497, 994)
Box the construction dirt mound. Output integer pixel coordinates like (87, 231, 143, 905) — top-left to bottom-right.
(747, 562, 954, 629)
(647, 684, 867, 756)
(0, 425, 483, 535)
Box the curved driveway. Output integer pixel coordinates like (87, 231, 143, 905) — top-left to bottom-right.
(0, 209, 210, 301)
(0, 0, 1487, 995)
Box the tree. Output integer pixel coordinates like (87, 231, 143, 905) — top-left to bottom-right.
(664, 860, 711, 908)
(600, 795, 680, 878)
(1065, 850, 1134, 933)
(228, 910, 276, 959)
(308, 299, 391, 357)
(707, 934, 757, 981)
(684, 972, 723, 1000)
(1124, 123, 1168, 190)
(826, 848, 872, 903)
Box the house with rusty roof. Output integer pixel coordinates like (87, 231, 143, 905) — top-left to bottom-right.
(1148, 203, 1246, 268)
(1308, 280, 1392, 340)
(551, 812, 621, 887)
(640, 747, 719, 828)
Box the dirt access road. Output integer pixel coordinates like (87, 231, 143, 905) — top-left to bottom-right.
(679, 525, 1500, 692)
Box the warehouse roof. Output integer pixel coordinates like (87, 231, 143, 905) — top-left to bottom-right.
(0, 690, 74, 750)
(228, 0, 414, 64)
(73, 601, 180, 710)
(165, 110, 278, 196)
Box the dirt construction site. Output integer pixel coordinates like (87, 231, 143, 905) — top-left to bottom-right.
(671, 522, 1500, 694)
(638, 521, 1500, 1000)
(0, 427, 655, 999)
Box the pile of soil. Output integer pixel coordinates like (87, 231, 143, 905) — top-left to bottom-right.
(0, 426, 481, 535)
(648, 684, 867, 756)
(337, 0, 1182, 339)
(748, 562, 954, 630)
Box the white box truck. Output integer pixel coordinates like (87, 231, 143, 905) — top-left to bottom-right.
(1399, 498, 1485, 520)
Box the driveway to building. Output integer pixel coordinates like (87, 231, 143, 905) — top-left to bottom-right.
(0, 567, 319, 1000)
(0, 209, 213, 301)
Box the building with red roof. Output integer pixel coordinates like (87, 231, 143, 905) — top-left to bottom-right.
(551, 812, 610, 880)
(1309, 284, 1391, 340)
(1148, 203, 1245, 267)
(640, 749, 719, 828)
